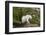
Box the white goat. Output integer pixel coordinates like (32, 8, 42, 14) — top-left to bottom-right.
(22, 15, 32, 24)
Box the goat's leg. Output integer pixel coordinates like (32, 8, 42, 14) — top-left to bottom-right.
(27, 19, 30, 24)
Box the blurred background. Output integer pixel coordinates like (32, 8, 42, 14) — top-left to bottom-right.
(13, 7, 40, 28)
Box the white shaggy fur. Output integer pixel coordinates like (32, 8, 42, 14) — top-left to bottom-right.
(22, 15, 32, 24)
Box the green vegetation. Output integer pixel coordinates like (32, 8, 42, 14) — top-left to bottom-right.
(13, 7, 40, 28)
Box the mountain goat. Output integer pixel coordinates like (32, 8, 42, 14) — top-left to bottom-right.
(22, 15, 32, 24)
